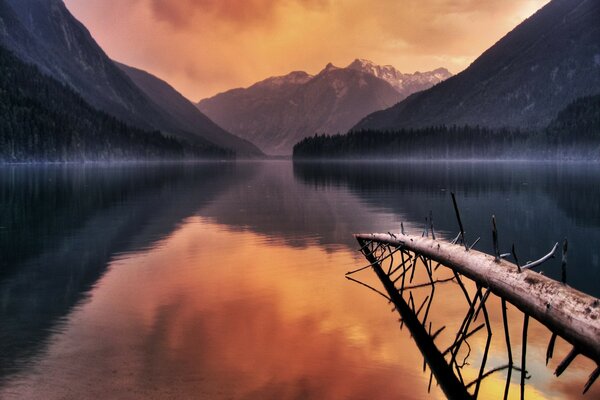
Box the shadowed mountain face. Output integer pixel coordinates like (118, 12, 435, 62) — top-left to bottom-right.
(116, 63, 262, 158)
(197, 61, 450, 156)
(354, 0, 600, 131)
(0, 0, 261, 157)
(0, 44, 231, 161)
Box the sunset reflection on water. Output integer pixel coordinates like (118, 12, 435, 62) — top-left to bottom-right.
(1, 218, 438, 399)
(0, 162, 599, 399)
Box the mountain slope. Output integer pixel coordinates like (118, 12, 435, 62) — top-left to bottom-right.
(198, 61, 449, 155)
(0, 0, 261, 157)
(116, 62, 262, 157)
(0, 44, 230, 161)
(354, 0, 600, 131)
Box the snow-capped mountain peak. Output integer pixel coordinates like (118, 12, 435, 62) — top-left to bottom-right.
(347, 58, 452, 95)
(197, 58, 452, 155)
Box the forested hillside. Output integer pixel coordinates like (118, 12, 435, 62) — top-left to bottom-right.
(293, 95, 600, 160)
(293, 126, 533, 160)
(547, 95, 600, 141)
(0, 46, 232, 161)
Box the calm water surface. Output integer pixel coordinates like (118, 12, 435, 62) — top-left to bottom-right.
(0, 161, 599, 399)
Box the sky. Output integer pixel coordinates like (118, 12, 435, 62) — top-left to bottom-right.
(64, 0, 549, 101)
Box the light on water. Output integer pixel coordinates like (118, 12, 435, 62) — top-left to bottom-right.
(0, 161, 598, 399)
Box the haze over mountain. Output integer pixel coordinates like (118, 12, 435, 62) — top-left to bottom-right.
(354, 0, 600, 132)
(0, 0, 262, 157)
(198, 61, 450, 155)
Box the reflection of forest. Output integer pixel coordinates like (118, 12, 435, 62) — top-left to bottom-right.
(294, 161, 600, 296)
(201, 162, 398, 249)
(294, 161, 600, 228)
(0, 163, 244, 380)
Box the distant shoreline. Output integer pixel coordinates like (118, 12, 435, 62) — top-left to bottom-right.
(2, 157, 600, 166)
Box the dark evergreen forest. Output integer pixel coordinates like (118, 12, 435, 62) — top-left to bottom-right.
(0, 46, 232, 162)
(293, 95, 600, 160)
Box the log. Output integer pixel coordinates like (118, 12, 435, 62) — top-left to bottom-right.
(354, 233, 600, 364)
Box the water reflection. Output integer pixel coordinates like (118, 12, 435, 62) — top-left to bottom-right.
(0, 219, 439, 399)
(294, 161, 600, 296)
(201, 161, 403, 249)
(352, 236, 599, 399)
(0, 161, 598, 399)
(0, 163, 247, 379)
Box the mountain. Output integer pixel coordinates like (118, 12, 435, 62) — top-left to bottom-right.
(354, 0, 600, 132)
(346, 59, 451, 100)
(0, 0, 262, 157)
(293, 92, 600, 161)
(116, 62, 261, 157)
(198, 61, 450, 155)
(0, 44, 231, 161)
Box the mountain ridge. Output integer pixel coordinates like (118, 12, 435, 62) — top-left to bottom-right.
(353, 0, 600, 132)
(0, 0, 262, 157)
(116, 62, 262, 157)
(0, 43, 231, 161)
(198, 60, 450, 155)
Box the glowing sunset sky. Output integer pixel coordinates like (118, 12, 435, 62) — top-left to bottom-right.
(64, 0, 549, 100)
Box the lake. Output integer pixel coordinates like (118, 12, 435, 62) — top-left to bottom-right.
(0, 161, 599, 399)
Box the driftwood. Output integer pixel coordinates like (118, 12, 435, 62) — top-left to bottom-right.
(354, 233, 600, 365)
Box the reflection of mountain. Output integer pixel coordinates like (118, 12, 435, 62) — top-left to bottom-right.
(201, 162, 400, 249)
(293, 162, 600, 296)
(0, 164, 250, 380)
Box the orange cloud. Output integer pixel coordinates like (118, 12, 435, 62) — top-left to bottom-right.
(64, 0, 549, 100)
(148, 0, 329, 27)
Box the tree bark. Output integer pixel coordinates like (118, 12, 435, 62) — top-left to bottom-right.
(355, 233, 600, 364)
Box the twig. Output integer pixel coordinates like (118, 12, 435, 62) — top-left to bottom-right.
(451, 192, 468, 250)
(469, 237, 481, 251)
(431, 325, 446, 341)
(584, 366, 600, 394)
(561, 239, 568, 284)
(402, 277, 455, 290)
(465, 365, 527, 390)
(347, 245, 403, 275)
(451, 232, 461, 245)
(555, 347, 578, 377)
(521, 314, 529, 400)
(345, 276, 391, 302)
(492, 215, 500, 262)
(523, 242, 559, 270)
(502, 298, 513, 400)
(512, 244, 521, 273)
(546, 333, 557, 365)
